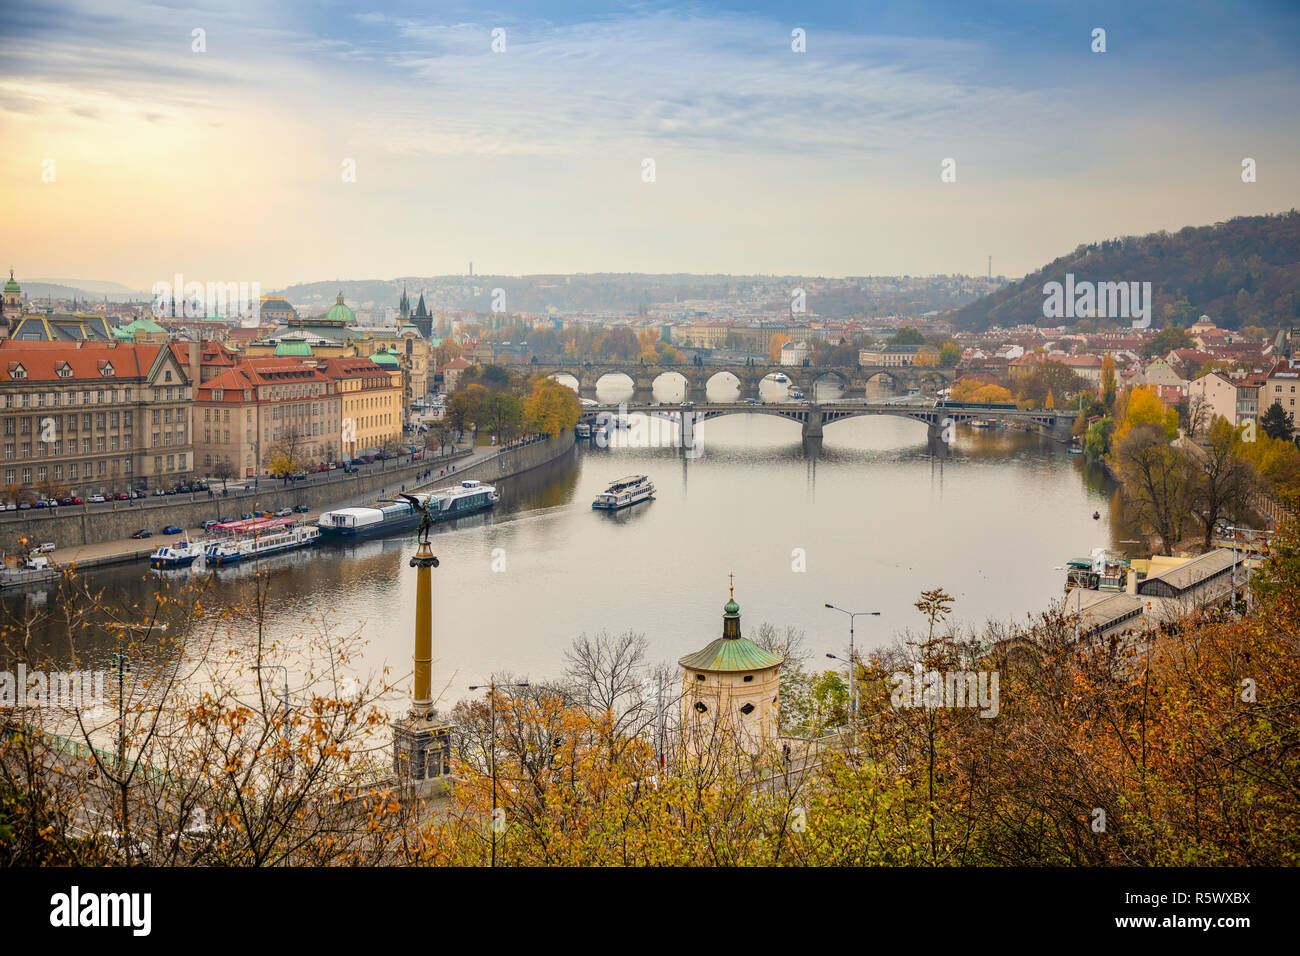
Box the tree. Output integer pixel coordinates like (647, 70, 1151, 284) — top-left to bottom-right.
(211, 457, 236, 492)
(1114, 423, 1196, 553)
(1114, 385, 1178, 443)
(767, 333, 791, 363)
(890, 327, 925, 346)
(1260, 401, 1295, 442)
(1189, 416, 1256, 548)
(1140, 326, 1193, 359)
(1084, 416, 1114, 457)
(524, 378, 580, 438)
(1101, 353, 1117, 408)
(949, 379, 1013, 403)
(478, 392, 526, 443)
(446, 384, 488, 434)
(1017, 360, 1085, 409)
(937, 342, 961, 367)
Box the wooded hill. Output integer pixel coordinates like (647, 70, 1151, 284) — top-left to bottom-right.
(947, 210, 1300, 331)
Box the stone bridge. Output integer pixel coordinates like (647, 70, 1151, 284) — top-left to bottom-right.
(541, 362, 954, 398)
(585, 401, 1078, 445)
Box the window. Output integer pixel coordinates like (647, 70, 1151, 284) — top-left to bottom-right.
(743, 675, 754, 682)
(53, 465, 62, 481)
(739, 703, 755, 716)
(694, 701, 708, 713)
(2, 469, 11, 484)
(152, 409, 161, 425)
(69, 464, 77, 480)
(695, 674, 705, 682)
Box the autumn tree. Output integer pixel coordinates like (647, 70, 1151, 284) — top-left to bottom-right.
(1114, 423, 1196, 553)
(524, 378, 581, 437)
(1188, 416, 1256, 548)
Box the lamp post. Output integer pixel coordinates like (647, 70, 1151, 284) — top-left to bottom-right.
(1223, 525, 1275, 616)
(105, 622, 169, 773)
(823, 604, 880, 732)
(467, 678, 529, 867)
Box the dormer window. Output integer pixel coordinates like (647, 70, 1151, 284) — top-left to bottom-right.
(98, 361, 114, 377)
(213, 389, 223, 402)
(8, 363, 25, 380)
(56, 362, 73, 378)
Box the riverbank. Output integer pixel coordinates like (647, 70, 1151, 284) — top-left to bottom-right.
(0, 431, 575, 589)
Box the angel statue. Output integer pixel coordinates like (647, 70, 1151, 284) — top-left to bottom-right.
(400, 493, 437, 545)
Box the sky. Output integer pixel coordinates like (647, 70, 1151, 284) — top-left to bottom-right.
(3, 0, 1299, 290)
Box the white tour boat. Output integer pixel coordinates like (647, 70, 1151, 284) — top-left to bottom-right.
(592, 475, 655, 511)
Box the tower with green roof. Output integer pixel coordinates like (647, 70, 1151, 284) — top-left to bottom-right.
(679, 577, 783, 753)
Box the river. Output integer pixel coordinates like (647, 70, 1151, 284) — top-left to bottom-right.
(5, 378, 1125, 705)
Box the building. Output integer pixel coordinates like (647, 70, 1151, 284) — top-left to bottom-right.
(678, 583, 783, 754)
(194, 360, 341, 478)
(110, 317, 168, 344)
(859, 344, 921, 367)
(1188, 368, 1268, 429)
(168, 340, 239, 385)
(780, 341, 813, 366)
(439, 356, 473, 392)
(1, 271, 21, 331)
(1264, 358, 1300, 417)
(258, 296, 298, 324)
(317, 357, 404, 459)
(0, 340, 194, 497)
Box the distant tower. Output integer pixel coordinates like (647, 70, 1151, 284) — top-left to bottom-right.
(987, 255, 992, 279)
(0, 269, 22, 339)
(399, 285, 410, 321)
(679, 577, 783, 755)
(469, 261, 473, 277)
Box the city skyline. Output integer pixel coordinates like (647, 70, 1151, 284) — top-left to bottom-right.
(4, 0, 1300, 289)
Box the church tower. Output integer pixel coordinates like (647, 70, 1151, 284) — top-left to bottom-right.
(679, 579, 783, 754)
(1, 270, 22, 338)
(399, 285, 410, 321)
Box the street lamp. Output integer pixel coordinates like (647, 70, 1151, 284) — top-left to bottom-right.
(467, 678, 530, 867)
(1223, 525, 1275, 616)
(105, 622, 169, 774)
(823, 604, 880, 731)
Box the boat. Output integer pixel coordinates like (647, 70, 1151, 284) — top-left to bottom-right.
(1068, 447, 1083, 455)
(317, 480, 500, 539)
(575, 422, 592, 438)
(202, 517, 320, 565)
(150, 538, 204, 569)
(789, 389, 805, 400)
(773, 372, 790, 384)
(592, 475, 655, 511)
(1062, 548, 1130, 593)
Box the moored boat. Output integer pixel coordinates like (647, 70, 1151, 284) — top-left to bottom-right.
(592, 475, 655, 511)
(203, 517, 320, 565)
(150, 538, 203, 569)
(317, 480, 500, 539)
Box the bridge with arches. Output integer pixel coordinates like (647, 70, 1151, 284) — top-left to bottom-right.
(584, 401, 1079, 444)
(542, 361, 954, 399)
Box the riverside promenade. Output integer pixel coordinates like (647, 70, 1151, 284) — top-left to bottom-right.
(0, 431, 574, 589)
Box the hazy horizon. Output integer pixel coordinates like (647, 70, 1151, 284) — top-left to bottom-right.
(5, 0, 1299, 289)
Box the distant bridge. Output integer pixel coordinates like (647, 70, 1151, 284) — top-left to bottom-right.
(583, 401, 1079, 443)
(542, 362, 954, 398)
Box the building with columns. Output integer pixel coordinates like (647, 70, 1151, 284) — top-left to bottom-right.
(679, 582, 783, 754)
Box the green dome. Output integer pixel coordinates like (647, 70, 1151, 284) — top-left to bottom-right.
(3, 271, 19, 293)
(371, 350, 399, 366)
(724, 598, 740, 616)
(275, 340, 314, 357)
(323, 290, 355, 324)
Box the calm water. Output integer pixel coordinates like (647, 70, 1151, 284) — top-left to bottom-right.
(9, 388, 1123, 705)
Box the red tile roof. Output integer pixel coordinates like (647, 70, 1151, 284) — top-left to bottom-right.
(0, 340, 169, 383)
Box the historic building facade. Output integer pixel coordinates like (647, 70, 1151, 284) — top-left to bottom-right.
(193, 359, 341, 478)
(0, 340, 194, 497)
(317, 357, 404, 459)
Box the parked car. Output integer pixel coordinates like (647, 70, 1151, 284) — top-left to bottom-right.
(200, 519, 220, 531)
(153, 488, 166, 496)
(17, 502, 30, 510)
(89, 494, 106, 503)
(274, 507, 292, 518)
(116, 492, 129, 500)
(292, 504, 309, 514)
(3, 502, 14, 511)
(131, 529, 152, 539)
(34, 500, 48, 509)
(161, 525, 183, 535)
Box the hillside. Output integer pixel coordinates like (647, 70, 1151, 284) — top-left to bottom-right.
(947, 210, 1300, 331)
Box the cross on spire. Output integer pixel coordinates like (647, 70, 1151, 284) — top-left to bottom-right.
(729, 572, 734, 599)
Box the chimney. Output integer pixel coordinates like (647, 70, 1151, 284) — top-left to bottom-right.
(188, 340, 201, 387)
